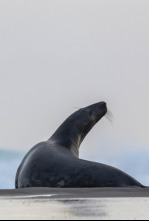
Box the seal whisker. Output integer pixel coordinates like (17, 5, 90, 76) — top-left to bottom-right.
(105, 115, 113, 126)
(106, 109, 115, 122)
(106, 111, 113, 119)
(107, 115, 114, 123)
(105, 116, 112, 123)
(107, 114, 113, 123)
(107, 109, 114, 118)
(74, 107, 81, 110)
(107, 113, 113, 118)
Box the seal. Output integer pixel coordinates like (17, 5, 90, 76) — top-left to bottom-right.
(15, 102, 143, 188)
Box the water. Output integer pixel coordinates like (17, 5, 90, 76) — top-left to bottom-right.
(0, 149, 25, 189)
(0, 149, 149, 189)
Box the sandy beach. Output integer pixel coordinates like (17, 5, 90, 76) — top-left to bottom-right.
(0, 188, 149, 220)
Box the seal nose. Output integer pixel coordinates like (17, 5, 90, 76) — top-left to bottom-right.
(101, 102, 107, 107)
(100, 102, 107, 113)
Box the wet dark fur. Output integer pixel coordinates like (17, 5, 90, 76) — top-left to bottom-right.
(16, 102, 143, 188)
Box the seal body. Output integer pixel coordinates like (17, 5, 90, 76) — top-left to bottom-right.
(16, 102, 143, 188)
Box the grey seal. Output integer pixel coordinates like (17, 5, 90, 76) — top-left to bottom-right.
(15, 102, 143, 188)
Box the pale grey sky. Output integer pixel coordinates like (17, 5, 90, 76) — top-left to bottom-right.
(0, 0, 149, 160)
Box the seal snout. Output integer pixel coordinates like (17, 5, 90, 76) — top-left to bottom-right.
(101, 101, 107, 107)
(100, 102, 107, 114)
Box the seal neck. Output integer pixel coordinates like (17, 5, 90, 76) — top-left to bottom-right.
(49, 102, 107, 158)
(49, 110, 96, 158)
(49, 115, 83, 158)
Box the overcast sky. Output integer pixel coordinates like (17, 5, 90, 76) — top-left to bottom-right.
(0, 0, 149, 161)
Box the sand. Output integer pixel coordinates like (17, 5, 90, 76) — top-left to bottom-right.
(0, 188, 149, 220)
